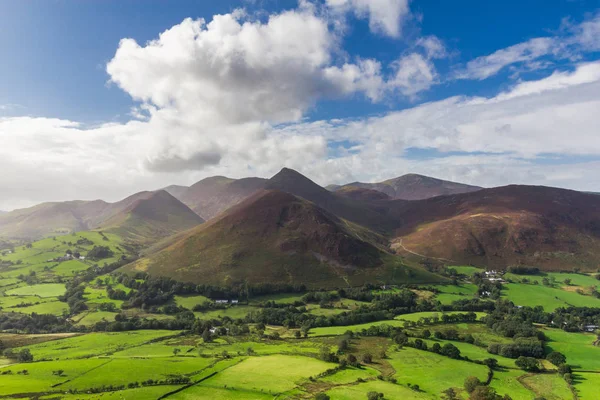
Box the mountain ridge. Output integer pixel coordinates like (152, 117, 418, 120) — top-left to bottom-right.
(329, 173, 482, 200)
(126, 189, 444, 287)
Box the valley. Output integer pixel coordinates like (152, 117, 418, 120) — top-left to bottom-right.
(1, 169, 600, 399)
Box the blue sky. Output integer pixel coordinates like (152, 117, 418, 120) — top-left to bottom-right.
(1, 0, 597, 122)
(0, 0, 599, 210)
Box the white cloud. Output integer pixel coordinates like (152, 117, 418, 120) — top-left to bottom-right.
(105, 8, 384, 173)
(454, 11, 600, 80)
(455, 37, 555, 80)
(416, 36, 447, 59)
(326, 0, 411, 38)
(388, 53, 438, 97)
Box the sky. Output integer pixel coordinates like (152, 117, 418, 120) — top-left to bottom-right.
(0, 0, 599, 211)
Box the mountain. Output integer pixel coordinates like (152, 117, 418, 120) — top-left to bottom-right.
(334, 186, 391, 202)
(264, 168, 395, 232)
(0, 191, 203, 241)
(126, 190, 444, 287)
(97, 190, 204, 244)
(330, 174, 482, 200)
(178, 176, 268, 220)
(389, 185, 600, 271)
(162, 185, 189, 199)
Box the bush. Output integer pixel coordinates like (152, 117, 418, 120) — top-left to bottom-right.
(361, 353, 373, 364)
(315, 394, 330, 400)
(546, 351, 566, 366)
(367, 392, 384, 400)
(464, 376, 481, 393)
(515, 356, 539, 372)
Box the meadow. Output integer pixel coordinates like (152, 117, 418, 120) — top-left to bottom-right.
(2, 237, 600, 399)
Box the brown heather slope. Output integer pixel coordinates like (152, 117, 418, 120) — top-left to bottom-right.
(97, 190, 204, 245)
(333, 186, 391, 202)
(388, 185, 600, 270)
(178, 176, 268, 220)
(332, 173, 482, 200)
(126, 190, 444, 287)
(0, 191, 203, 241)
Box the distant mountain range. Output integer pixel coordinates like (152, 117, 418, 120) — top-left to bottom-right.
(0, 190, 202, 242)
(3, 169, 600, 286)
(327, 174, 482, 200)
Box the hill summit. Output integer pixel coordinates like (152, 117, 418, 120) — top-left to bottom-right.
(331, 173, 482, 200)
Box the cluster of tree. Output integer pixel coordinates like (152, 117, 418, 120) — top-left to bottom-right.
(0, 312, 75, 334)
(463, 376, 512, 400)
(86, 245, 114, 260)
(483, 301, 545, 340)
(442, 298, 496, 313)
(507, 266, 540, 275)
(3, 348, 33, 362)
(487, 337, 545, 359)
(59, 280, 88, 315)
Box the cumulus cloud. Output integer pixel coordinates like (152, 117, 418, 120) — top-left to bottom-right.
(326, 0, 411, 38)
(104, 7, 387, 174)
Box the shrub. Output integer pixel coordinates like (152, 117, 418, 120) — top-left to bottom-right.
(464, 376, 481, 393)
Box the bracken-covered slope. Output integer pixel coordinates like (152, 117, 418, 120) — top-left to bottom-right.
(389, 185, 600, 270)
(97, 190, 204, 244)
(0, 191, 203, 242)
(332, 173, 482, 200)
(178, 176, 268, 220)
(126, 190, 444, 287)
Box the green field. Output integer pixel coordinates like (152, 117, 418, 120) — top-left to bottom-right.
(520, 373, 573, 400)
(325, 379, 432, 399)
(502, 283, 600, 311)
(543, 328, 600, 371)
(23, 330, 180, 360)
(200, 355, 332, 394)
(5, 283, 66, 297)
(174, 294, 210, 309)
(389, 347, 489, 397)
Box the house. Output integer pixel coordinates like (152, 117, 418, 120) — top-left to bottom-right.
(481, 291, 491, 297)
(584, 325, 599, 332)
(79, 256, 86, 260)
(215, 300, 228, 304)
(231, 300, 239, 304)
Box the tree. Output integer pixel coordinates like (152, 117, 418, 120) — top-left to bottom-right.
(558, 364, 572, 375)
(367, 392, 383, 400)
(464, 376, 481, 393)
(422, 329, 431, 338)
(17, 349, 33, 362)
(546, 351, 566, 366)
(483, 358, 499, 370)
(338, 338, 349, 352)
(469, 386, 511, 400)
(315, 394, 330, 400)
(442, 388, 459, 400)
(202, 329, 211, 343)
(361, 353, 373, 364)
(441, 343, 461, 359)
(564, 278, 572, 285)
(515, 356, 539, 372)
(173, 348, 181, 356)
(431, 343, 442, 354)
